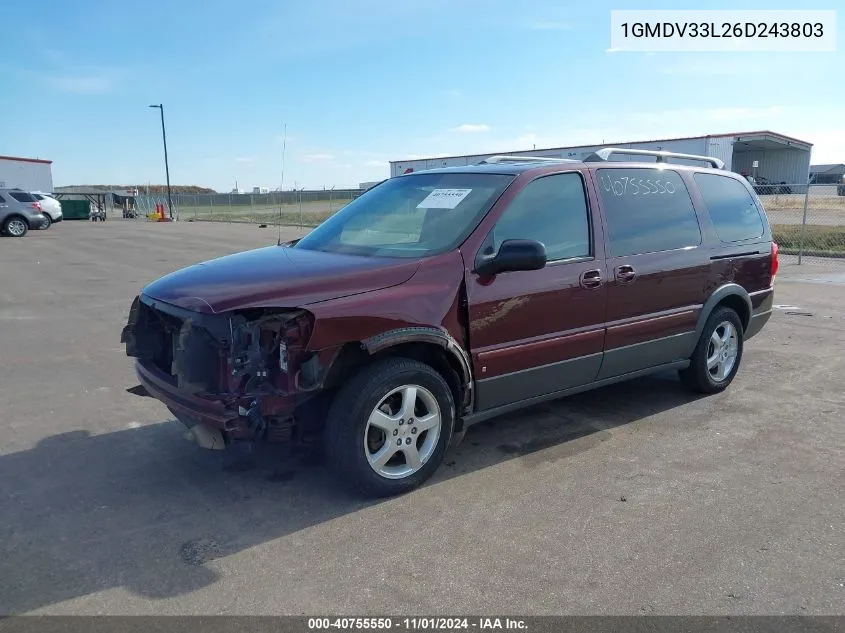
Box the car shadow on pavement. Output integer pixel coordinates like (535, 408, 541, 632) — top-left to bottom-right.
(0, 371, 702, 614)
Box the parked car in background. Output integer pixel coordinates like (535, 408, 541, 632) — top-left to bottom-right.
(122, 148, 777, 497)
(30, 192, 63, 228)
(0, 188, 49, 237)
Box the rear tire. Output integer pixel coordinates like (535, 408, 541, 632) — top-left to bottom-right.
(2, 216, 28, 237)
(41, 214, 52, 229)
(679, 307, 744, 394)
(324, 358, 455, 498)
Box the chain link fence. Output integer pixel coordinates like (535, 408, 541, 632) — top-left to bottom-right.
(129, 182, 845, 264)
(133, 189, 363, 227)
(761, 183, 845, 264)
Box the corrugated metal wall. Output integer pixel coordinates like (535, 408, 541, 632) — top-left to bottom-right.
(731, 149, 810, 184)
(390, 138, 713, 176)
(705, 137, 735, 171)
(391, 136, 812, 184)
(0, 160, 53, 192)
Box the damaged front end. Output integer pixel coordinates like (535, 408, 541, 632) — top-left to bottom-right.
(121, 294, 331, 448)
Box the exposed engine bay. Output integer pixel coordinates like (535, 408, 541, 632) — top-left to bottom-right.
(121, 294, 330, 444)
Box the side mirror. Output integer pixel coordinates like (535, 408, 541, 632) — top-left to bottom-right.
(476, 239, 547, 277)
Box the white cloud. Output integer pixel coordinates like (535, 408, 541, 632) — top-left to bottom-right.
(47, 75, 113, 94)
(301, 153, 334, 163)
(605, 47, 622, 54)
(450, 124, 490, 133)
(364, 159, 386, 167)
(793, 128, 845, 162)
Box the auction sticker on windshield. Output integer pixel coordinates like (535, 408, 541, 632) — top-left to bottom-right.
(417, 188, 472, 209)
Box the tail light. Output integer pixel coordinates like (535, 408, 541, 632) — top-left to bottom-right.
(31, 202, 42, 212)
(770, 242, 779, 284)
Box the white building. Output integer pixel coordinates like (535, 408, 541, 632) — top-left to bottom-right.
(390, 130, 813, 184)
(0, 155, 54, 192)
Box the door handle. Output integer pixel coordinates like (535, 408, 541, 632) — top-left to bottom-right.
(615, 265, 637, 283)
(579, 269, 603, 289)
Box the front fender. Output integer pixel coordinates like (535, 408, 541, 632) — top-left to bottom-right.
(361, 326, 474, 415)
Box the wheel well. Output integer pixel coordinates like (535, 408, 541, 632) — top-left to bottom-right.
(323, 341, 465, 422)
(375, 342, 464, 410)
(715, 294, 750, 331)
(3, 214, 29, 227)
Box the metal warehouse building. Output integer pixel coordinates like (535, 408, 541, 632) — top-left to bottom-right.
(0, 155, 54, 192)
(809, 163, 845, 184)
(390, 130, 813, 184)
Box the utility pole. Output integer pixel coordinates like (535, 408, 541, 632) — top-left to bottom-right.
(149, 104, 173, 219)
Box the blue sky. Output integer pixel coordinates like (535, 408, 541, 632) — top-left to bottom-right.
(1, 0, 842, 191)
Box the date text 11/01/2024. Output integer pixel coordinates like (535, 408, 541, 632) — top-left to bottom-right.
(307, 618, 528, 630)
(620, 22, 824, 38)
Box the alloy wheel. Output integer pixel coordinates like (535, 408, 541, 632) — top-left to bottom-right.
(363, 384, 442, 479)
(7, 219, 26, 237)
(706, 321, 739, 382)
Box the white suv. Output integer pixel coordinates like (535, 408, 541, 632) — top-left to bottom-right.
(30, 192, 63, 228)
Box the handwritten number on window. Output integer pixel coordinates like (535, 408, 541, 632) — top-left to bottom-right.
(600, 174, 676, 197)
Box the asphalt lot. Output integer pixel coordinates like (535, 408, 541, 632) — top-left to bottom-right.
(1, 220, 843, 615)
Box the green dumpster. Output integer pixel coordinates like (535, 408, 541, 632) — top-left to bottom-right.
(60, 200, 90, 220)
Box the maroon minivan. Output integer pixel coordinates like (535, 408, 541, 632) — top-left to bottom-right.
(122, 148, 778, 497)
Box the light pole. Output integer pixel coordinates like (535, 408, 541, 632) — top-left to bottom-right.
(148, 104, 173, 219)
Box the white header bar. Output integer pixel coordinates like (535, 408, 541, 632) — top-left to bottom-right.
(610, 10, 836, 52)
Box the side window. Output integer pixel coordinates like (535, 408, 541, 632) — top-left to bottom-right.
(694, 173, 765, 242)
(491, 173, 591, 261)
(597, 168, 701, 257)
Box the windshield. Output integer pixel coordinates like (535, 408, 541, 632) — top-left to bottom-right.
(293, 172, 514, 258)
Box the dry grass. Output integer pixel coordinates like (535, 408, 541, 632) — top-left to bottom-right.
(772, 224, 845, 257)
(760, 193, 845, 211)
(170, 200, 352, 227)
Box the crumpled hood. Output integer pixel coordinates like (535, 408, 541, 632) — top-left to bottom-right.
(142, 245, 421, 314)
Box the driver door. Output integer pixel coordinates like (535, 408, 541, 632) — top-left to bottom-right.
(466, 171, 608, 412)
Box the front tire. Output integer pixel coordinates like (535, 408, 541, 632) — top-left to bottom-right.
(324, 358, 455, 497)
(679, 307, 744, 394)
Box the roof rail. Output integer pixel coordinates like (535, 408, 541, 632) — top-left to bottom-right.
(583, 147, 725, 170)
(477, 155, 578, 165)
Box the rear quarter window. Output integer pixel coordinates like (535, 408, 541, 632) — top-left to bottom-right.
(693, 173, 765, 242)
(596, 167, 701, 257)
(8, 191, 36, 203)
